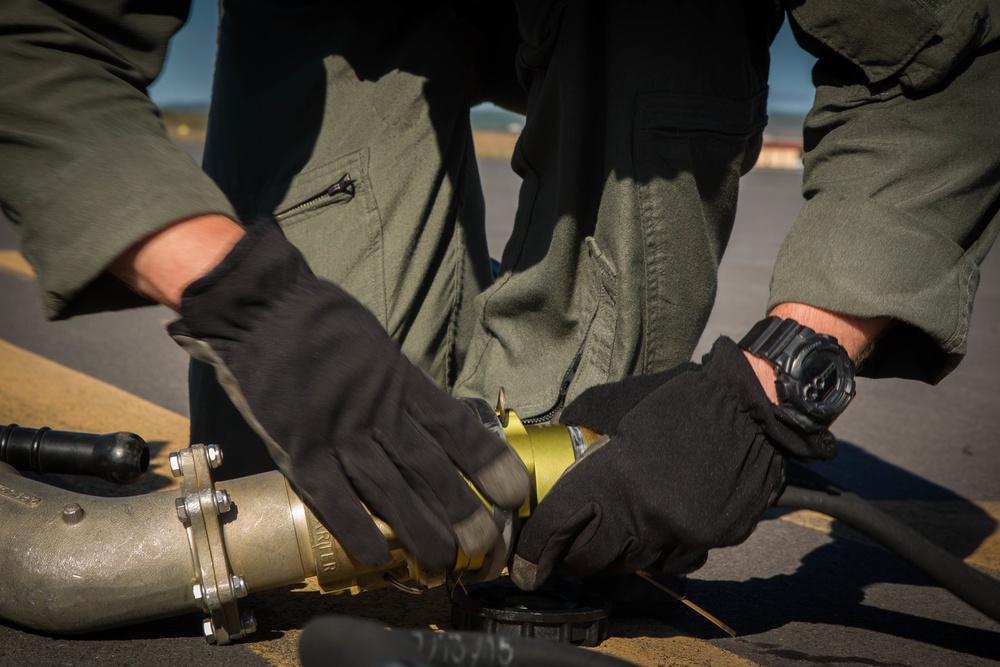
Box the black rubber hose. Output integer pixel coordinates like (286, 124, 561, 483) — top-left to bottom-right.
(299, 615, 638, 667)
(0, 424, 149, 484)
(776, 480, 1000, 623)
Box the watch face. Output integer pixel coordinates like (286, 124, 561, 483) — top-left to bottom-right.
(800, 350, 845, 406)
(779, 342, 856, 424)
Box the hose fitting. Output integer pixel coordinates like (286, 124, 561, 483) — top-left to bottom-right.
(0, 424, 149, 484)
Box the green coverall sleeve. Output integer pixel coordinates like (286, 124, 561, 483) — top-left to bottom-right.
(0, 0, 237, 319)
(770, 0, 1000, 383)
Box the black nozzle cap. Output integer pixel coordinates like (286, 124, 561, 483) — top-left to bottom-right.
(0, 424, 149, 484)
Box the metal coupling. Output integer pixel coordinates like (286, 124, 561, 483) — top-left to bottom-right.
(172, 444, 254, 645)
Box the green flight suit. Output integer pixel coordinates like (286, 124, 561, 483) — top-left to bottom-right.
(0, 0, 997, 477)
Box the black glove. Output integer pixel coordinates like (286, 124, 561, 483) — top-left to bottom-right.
(168, 221, 529, 569)
(510, 336, 835, 590)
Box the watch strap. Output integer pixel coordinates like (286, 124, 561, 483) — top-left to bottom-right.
(739, 316, 855, 430)
(738, 316, 810, 366)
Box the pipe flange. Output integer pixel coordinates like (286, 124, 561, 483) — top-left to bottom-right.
(173, 444, 254, 644)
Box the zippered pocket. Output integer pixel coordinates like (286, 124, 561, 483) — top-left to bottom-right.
(274, 173, 355, 222)
(269, 149, 387, 326)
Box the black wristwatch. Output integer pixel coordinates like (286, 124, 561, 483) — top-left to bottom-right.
(738, 316, 856, 430)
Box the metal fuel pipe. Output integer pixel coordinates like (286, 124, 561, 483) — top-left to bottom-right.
(0, 400, 591, 643)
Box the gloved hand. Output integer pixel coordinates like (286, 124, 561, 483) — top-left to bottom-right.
(167, 221, 529, 570)
(510, 336, 835, 590)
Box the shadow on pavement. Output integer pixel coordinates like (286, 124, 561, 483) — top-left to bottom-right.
(645, 441, 1000, 661)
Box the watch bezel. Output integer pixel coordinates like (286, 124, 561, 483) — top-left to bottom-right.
(774, 337, 856, 425)
(739, 317, 856, 428)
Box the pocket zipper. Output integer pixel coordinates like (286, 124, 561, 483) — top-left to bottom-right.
(274, 173, 355, 221)
(519, 353, 582, 425)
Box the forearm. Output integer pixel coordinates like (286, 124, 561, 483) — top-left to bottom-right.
(768, 1, 1000, 383)
(109, 215, 245, 312)
(0, 0, 237, 319)
(744, 303, 890, 406)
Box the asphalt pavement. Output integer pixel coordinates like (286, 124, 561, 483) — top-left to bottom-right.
(1, 153, 998, 667)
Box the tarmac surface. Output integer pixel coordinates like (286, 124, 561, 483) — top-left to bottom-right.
(1, 151, 998, 666)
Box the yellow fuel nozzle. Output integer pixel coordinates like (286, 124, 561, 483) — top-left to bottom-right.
(500, 410, 587, 517)
(452, 396, 603, 575)
(494, 385, 603, 507)
(310, 396, 606, 593)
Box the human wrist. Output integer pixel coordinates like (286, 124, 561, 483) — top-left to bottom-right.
(109, 214, 245, 312)
(742, 303, 890, 412)
(766, 303, 890, 363)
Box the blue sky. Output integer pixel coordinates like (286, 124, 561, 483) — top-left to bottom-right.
(148, 0, 219, 107)
(150, 0, 817, 114)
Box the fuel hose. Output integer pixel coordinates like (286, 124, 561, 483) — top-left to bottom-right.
(776, 467, 1000, 624)
(299, 615, 638, 667)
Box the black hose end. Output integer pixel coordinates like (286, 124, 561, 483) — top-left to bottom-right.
(0, 425, 149, 484)
(94, 431, 149, 484)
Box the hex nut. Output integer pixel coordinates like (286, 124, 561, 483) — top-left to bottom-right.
(215, 489, 232, 514)
(241, 609, 258, 635)
(205, 443, 224, 469)
(231, 575, 248, 599)
(175, 497, 189, 523)
(168, 452, 182, 478)
(203, 618, 215, 640)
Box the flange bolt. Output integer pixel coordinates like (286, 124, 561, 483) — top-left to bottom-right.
(61, 503, 85, 525)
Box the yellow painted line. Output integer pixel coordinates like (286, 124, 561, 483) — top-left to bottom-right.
(0, 249, 34, 279)
(242, 631, 303, 667)
(0, 339, 185, 490)
(780, 509, 838, 535)
(967, 502, 1000, 572)
(595, 635, 762, 667)
(781, 501, 1000, 575)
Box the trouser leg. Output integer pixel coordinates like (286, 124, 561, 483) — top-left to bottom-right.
(190, 1, 521, 477)
(456, 0, 775, 418)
